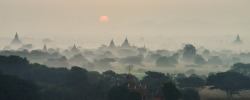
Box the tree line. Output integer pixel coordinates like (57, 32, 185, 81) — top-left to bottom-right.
(0, 55, 250, 100)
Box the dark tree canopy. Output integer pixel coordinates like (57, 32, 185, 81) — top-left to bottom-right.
(172, 53, 180, 60)
(207, 56, 223, 65)
(162, 82, 181, 100)
(177, 77, 205, 89)
(183, 44, 197, 62)
(194, 54, 206, 65)
(229, 63, 250, 77)
(141, 71, 170, 97)
(107, 86, 129, 100)
(181, 88, 200, 100)
(206, 71, 250, 100)
(156, 56, 178, 67)
(0, 72, 39, 100)
(107, 86, 141, 100)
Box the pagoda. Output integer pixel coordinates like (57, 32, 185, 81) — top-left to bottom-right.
(43, 44, 47, 52)
(10, 32, 22, 46)
(125, 69, 148, 100)
(108, 39, 116, 48)
(121, 37, 131, 48)
(70, 44, 80, 53)
(233, 34, 243, 44)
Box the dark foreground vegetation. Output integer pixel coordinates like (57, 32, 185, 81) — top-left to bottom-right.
(1, 55, 250, 100)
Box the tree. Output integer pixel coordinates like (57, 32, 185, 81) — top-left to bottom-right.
(194, 54, 206, 65)
(176, 73, 187, 79)
(65, 66, 89, 99)
(125, 90, 142, 100)
(229, 63, 250, 77)
(177, 77, 205, 89)
(0, 72, 39, 100)
(137, 47, 147, 54)
(202, 49, 210, 55)
(119, 55, 144, 66)
(206, 71, 250, 100)
(107, 86, 128, 100)
(181, 88, 200, 100)
(162, 81, 181, 100)
(207, 56, 223, 65)
(141, 71, 170, 97)
(156, 56, 178, 67)
(0, 55, 30, 78)
(172, 53, 180, 60)
(107, 86, 141, 100)
(183, 44, 196, 62)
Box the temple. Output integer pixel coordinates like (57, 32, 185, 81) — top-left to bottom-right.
(233, 34, 243, 44)
(43, 44, 47, 52)
(125, 69, 148, 100)
(108, 39, 116, 48)
(10, 32, 22, 46)
(71, 44, 80, 53)
(121, 37, 131, 48)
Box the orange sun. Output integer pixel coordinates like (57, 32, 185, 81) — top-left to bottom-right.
(100, 16, 109, 22)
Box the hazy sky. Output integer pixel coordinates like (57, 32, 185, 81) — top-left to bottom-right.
(0, 0, 250, 50)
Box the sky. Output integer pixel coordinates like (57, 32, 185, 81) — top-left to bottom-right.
(0, 0, 250, 50)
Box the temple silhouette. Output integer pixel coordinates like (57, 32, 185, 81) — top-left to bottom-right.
(71, 44, 80, 53)
(121, 37, 131, 48)
(43, 44, 47, 52)
(108, 37, 137, 49)
(108, 39, 116, 48)
(10, 32, 22, 46)
(125, 69, 148, 100)
(233, 34, 243, 44)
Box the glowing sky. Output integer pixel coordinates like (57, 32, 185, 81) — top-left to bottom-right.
(0, 0, 250, 39)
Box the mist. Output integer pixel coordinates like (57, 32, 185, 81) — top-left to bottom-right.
(1, 0, 250, 100)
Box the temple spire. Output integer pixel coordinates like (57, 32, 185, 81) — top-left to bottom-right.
(73, 44, 76, 48)
(233, 34, 243, 44)
(71, 44, 80, 53)
(121, 37, 130, 48)
(43, 44, 47, 52)
(10, 32, 22, 46)
(15, 32, 18, 38)
(109, 39, 116, 48)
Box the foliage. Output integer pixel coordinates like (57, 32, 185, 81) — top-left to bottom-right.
(162, 81, 181, 100)
(181, 88, 200, 100)
(177, 76, 205, 89)
(206, 71, 250, 100)
(229, 63, 250, 77)
(0, 72, 39, 100)
(207, 56, 223, 65)
(141, 71, 170, 97)
(156, 56, 178, 67)
(107, 85, 141, 100)
(194, 54, 206, 65)
(183, 44, 197, 62)
(119, 55, 144, 66)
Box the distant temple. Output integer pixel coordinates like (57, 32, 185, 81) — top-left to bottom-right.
(108, 39, 116, 48)
(43, 44, 47, 52)
(125, 69, 148, 100)
(121, 37, 131, 48)
(10, 32, 22, 46)
(107, 37, 136, 49)
(70, 44, 80, 53)
(233, 34, 243, 44)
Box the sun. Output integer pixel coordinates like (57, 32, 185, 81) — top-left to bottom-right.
(100, 16, 109, 22)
